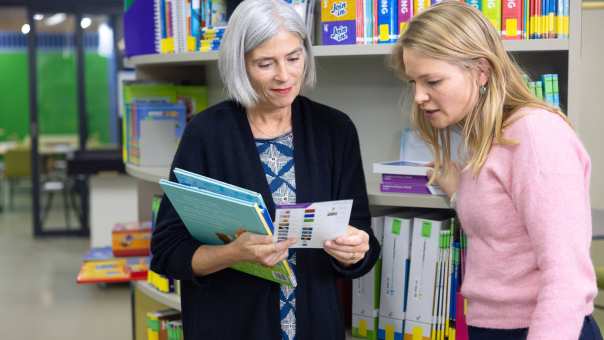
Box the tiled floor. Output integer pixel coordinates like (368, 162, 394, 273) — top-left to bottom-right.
(0, 191, 131, 340)
(1, 190, 604, 339)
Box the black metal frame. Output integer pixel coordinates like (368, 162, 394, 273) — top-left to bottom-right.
(26, 5, 118, 237)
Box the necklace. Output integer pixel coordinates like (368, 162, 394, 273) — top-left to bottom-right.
(247, 112, 292, 139)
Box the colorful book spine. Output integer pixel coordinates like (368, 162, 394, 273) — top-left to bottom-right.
(482, 0, 502, 32)
(356, 0, 365, 44)
(535, 80, 543, 100)
(378, 215, 414, 340)
(524, 0, 530, 39)
(562, 0, 569, 39)
(541, 74, 554, 105)
(466, 0, 481, 10)
(399, 0, 413, 35)
(191, 0, 201, 51)
(502, 0, 523, 40)
(376, 0, 398, 43)
(364, 0, 374, 44)
(414, 0, 430, 15)
(552, 74, 560, 107)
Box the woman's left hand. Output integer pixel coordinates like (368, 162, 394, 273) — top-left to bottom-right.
(324, 225, 370, 267)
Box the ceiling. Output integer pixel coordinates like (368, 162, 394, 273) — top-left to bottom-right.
(0, 0, 122, 14)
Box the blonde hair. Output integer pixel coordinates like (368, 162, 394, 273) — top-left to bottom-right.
(391, 1, 568, 176)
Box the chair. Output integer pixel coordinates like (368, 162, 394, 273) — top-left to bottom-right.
(4, 147, 31, 210)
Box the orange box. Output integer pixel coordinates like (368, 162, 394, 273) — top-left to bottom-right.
(112, 221, 152, 257)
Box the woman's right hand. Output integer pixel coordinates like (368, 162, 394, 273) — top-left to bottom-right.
(427, 161, 461, 198)
(229, 232, 296, 267)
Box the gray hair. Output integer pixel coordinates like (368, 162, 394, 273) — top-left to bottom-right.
(218, 0, 316, 107)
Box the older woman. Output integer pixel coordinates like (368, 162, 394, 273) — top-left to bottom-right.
(150, 1, 380, 339)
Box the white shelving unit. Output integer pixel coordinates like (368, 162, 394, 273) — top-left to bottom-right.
(126, 0, 581, 336)
(128, 39, 570, 66)
(125, 164, 169, 182)
(134, 281, 181, 310)
(125, 166, 450, 209)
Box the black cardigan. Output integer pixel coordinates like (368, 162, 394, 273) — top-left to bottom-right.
(151, 96, 380, 340)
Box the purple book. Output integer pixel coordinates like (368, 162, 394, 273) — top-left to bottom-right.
(124, 0, 157, 57)
(382, 174, 428, 184)
(322, 21, 356, 45)
(380, 182, 431, 194)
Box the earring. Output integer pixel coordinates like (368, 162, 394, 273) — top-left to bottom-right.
(479, 85, 487, 95)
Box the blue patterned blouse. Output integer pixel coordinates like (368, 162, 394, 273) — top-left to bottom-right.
(255, 131, 297, 340)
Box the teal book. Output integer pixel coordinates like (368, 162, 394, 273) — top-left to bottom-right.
(159, 169, 296, 287)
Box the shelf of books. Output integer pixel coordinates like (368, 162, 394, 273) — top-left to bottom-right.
(367, 182, 450, 209)
(126, 164, 169, 183)
(135, 281, 181, 311)
(128, 39, 570, 67)
(125, 164, 448, 209)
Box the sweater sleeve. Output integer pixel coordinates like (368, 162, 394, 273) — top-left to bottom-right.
(329, 117, 381, 279)
(150, 119, 204, 281)
(509, 115, 595, 340)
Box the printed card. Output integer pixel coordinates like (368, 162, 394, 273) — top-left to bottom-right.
(274, 199, 353, 248)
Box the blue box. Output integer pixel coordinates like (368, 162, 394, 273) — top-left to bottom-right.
(322, 21, 356, 45)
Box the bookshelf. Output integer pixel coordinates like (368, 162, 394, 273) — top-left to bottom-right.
(134, 281, 181, 310)
(127, 39, 571, 66)
(126, 0, 582, 337)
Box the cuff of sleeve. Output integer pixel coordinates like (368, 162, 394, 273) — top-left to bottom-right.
(168, 238, 202, 280)
(329, 252, 372, 278)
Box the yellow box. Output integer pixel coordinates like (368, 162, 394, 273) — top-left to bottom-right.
(321, 0, 356, 22)
(112, 221, 152, 257)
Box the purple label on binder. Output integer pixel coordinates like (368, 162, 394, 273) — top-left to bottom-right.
(322, 21, 356, 45)
(380, 183, 431, 194)
(382, 174, 429, 184)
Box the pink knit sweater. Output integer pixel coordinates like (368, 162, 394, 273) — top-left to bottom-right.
(456, 107, 597, 340)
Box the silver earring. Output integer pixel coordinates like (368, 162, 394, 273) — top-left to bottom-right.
(479, 85, 487, 95)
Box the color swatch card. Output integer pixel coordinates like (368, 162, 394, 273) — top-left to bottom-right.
(274, 199, 353, 248)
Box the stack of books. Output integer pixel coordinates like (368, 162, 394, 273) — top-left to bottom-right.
(76, 246, 149, 284)
(373, 160, 445, 195)
(200, 26, 226, 52)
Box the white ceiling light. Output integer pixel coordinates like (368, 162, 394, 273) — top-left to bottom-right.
(80, 17, 92, 29)
(45, 13, 66, 26)
(33, 14, 44, 21)
(21, 24, 30, 34)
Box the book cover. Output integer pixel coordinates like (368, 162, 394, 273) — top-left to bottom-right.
(352, 213, 385, 339)
(378, 213, 416, 340)
(373, 160, 431, 176)
(377, 0, 398, 43)
(321, 0, 357, 22)
(403, 213, 452, 340)
(159, 170, 296, 287)
(382, 174, 429, 184)
(380, 182, 431, 195)
(322, 21, 357, 45)
(502, 0, 523, 40)
(76, 256, 149, 284)
(124, 0, 158, 57)
(482, 0, 502, 32)
(112, 221, 152, 257)
(399, 0, 413, 34)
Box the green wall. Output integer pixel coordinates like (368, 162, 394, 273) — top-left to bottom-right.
(0, 51, 111, 144)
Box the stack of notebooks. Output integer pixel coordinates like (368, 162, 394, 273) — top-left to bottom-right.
(76, 246, 149, 284)
(373, 160, 445, 195)
(160, 168, 296, 287)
